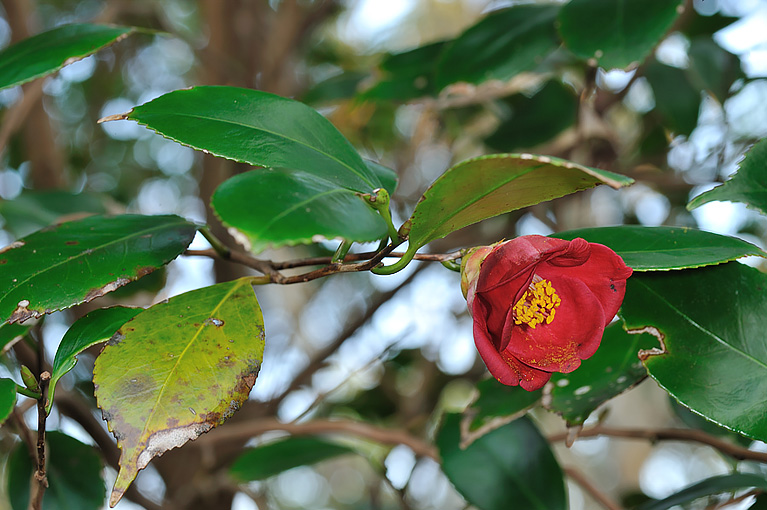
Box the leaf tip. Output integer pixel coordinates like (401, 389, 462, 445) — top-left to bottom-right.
(98, 112, 130, 123)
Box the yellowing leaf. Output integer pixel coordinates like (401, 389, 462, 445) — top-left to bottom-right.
(93, 278, 265, 507)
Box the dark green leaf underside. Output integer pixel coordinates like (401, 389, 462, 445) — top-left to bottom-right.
(553, 226, 764, 271)
(8, 431, 105, 510)
(0, 23, 135, 91)
(438, 415, 566, 510)
(558, 0, 685, 69)
(0, 214, 196, 324)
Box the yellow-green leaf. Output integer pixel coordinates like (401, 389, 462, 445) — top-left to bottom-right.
(93, 278, 265, 507)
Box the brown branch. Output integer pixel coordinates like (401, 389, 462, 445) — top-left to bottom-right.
(563, 466, 624, 510)
(197, 417, 439, 461)
(184, 247, 463, 276)
(550, 426, 767, 464)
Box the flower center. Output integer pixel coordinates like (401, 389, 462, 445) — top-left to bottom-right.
(512, 275, 561, 329)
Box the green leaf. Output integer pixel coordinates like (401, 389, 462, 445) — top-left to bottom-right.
(116, 86, 381, 192)
(8, 431, 105, 510)
(303, 71, 368, 104)
(0, 23, 136, 91)
(546, 322, 656, 426)
(0, 190, 110, 238)
(434, 5, 561, 91)
(558, 0, 685, 69)
(552, 226, 765, 271)
(230, 437, 354, 482)
(644, 59, 702, 136)
(0, 322, 29, 355)
(212, 168, 387, 253)
(365, 159, 398, 196)
(688, 138, 767, 215)
(438, 415, 566, 510)
(0, 378, 16, 425)
(48, 306, 143, 413)
(93, 277, 265, 507)
(637, 473, 767, 510)
(463, 378, 541, 443)
(360, 41, 445, 101)
(620, 263, 767, 442)
(687, 37, 743, 104)
(485, 80, 578, 151)
(0, 214, 196, 324)
(405, 153, 633, 252)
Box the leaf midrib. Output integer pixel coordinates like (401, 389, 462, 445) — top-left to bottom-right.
(636, 279, 767, 371)
(140, 279, 246, 442)
(133, 109, 377, 190)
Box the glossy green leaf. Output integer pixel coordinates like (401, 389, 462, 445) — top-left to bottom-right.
(48, 306, 143, 413)
(0, 378, 16, 425)
(688, 137, 767, 215)
(485, 80, 578, 151)
(0, 190, 110, 238)
(620, 263, 767, 441)
(93, 277, 265, 507)
(212, 168, 387, 253)
(365, 159, 398, 196)
(558, 0, 685, 69)
(0, 322, 29, 355)
(404, 153, 633, 252)
(552, 226, 765, 271)
(0, 23, 136, 91)
(644, 60, 701, 136)
(116, 86, 381, 192)
(546, 322, 656, 426)
(438, 414, 566, 510)
(463, 378, 541, 443)
(0, 214, 196, 324)
(230, 437, 354, 482)
(303, 71, 368, 104)
(637, 474, 767, 510)
(360, 41, 445, 101)
(434, 5, 560, 91)
(8, 431, 105, 510)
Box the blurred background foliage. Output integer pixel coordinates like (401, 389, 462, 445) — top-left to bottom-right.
(1, 0, 767, 509)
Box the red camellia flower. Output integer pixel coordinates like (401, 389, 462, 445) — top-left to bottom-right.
(461, 235, 632, 391)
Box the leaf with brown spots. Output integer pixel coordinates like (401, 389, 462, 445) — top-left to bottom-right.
(0, 214, 196, 324)
(93, 277, 265, 507)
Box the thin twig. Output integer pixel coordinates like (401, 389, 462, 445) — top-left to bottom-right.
(563, 466, 624, 510)
(184, 247, 463, 276)
(196, 417, 439, 461)
(30, 372, 50, 510)
(550, 426, 767, 464)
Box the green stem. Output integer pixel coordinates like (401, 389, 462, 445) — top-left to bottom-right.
(199, 226, 231, 259)
(332, 240, 353, 263)
(15, 384, 41, 400)
(371, 246, 416, 275)
(366, 188, 401, 245)
(441, 259, 462, 272)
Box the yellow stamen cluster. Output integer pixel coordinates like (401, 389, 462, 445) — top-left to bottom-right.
(512, 276, 561, 329)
